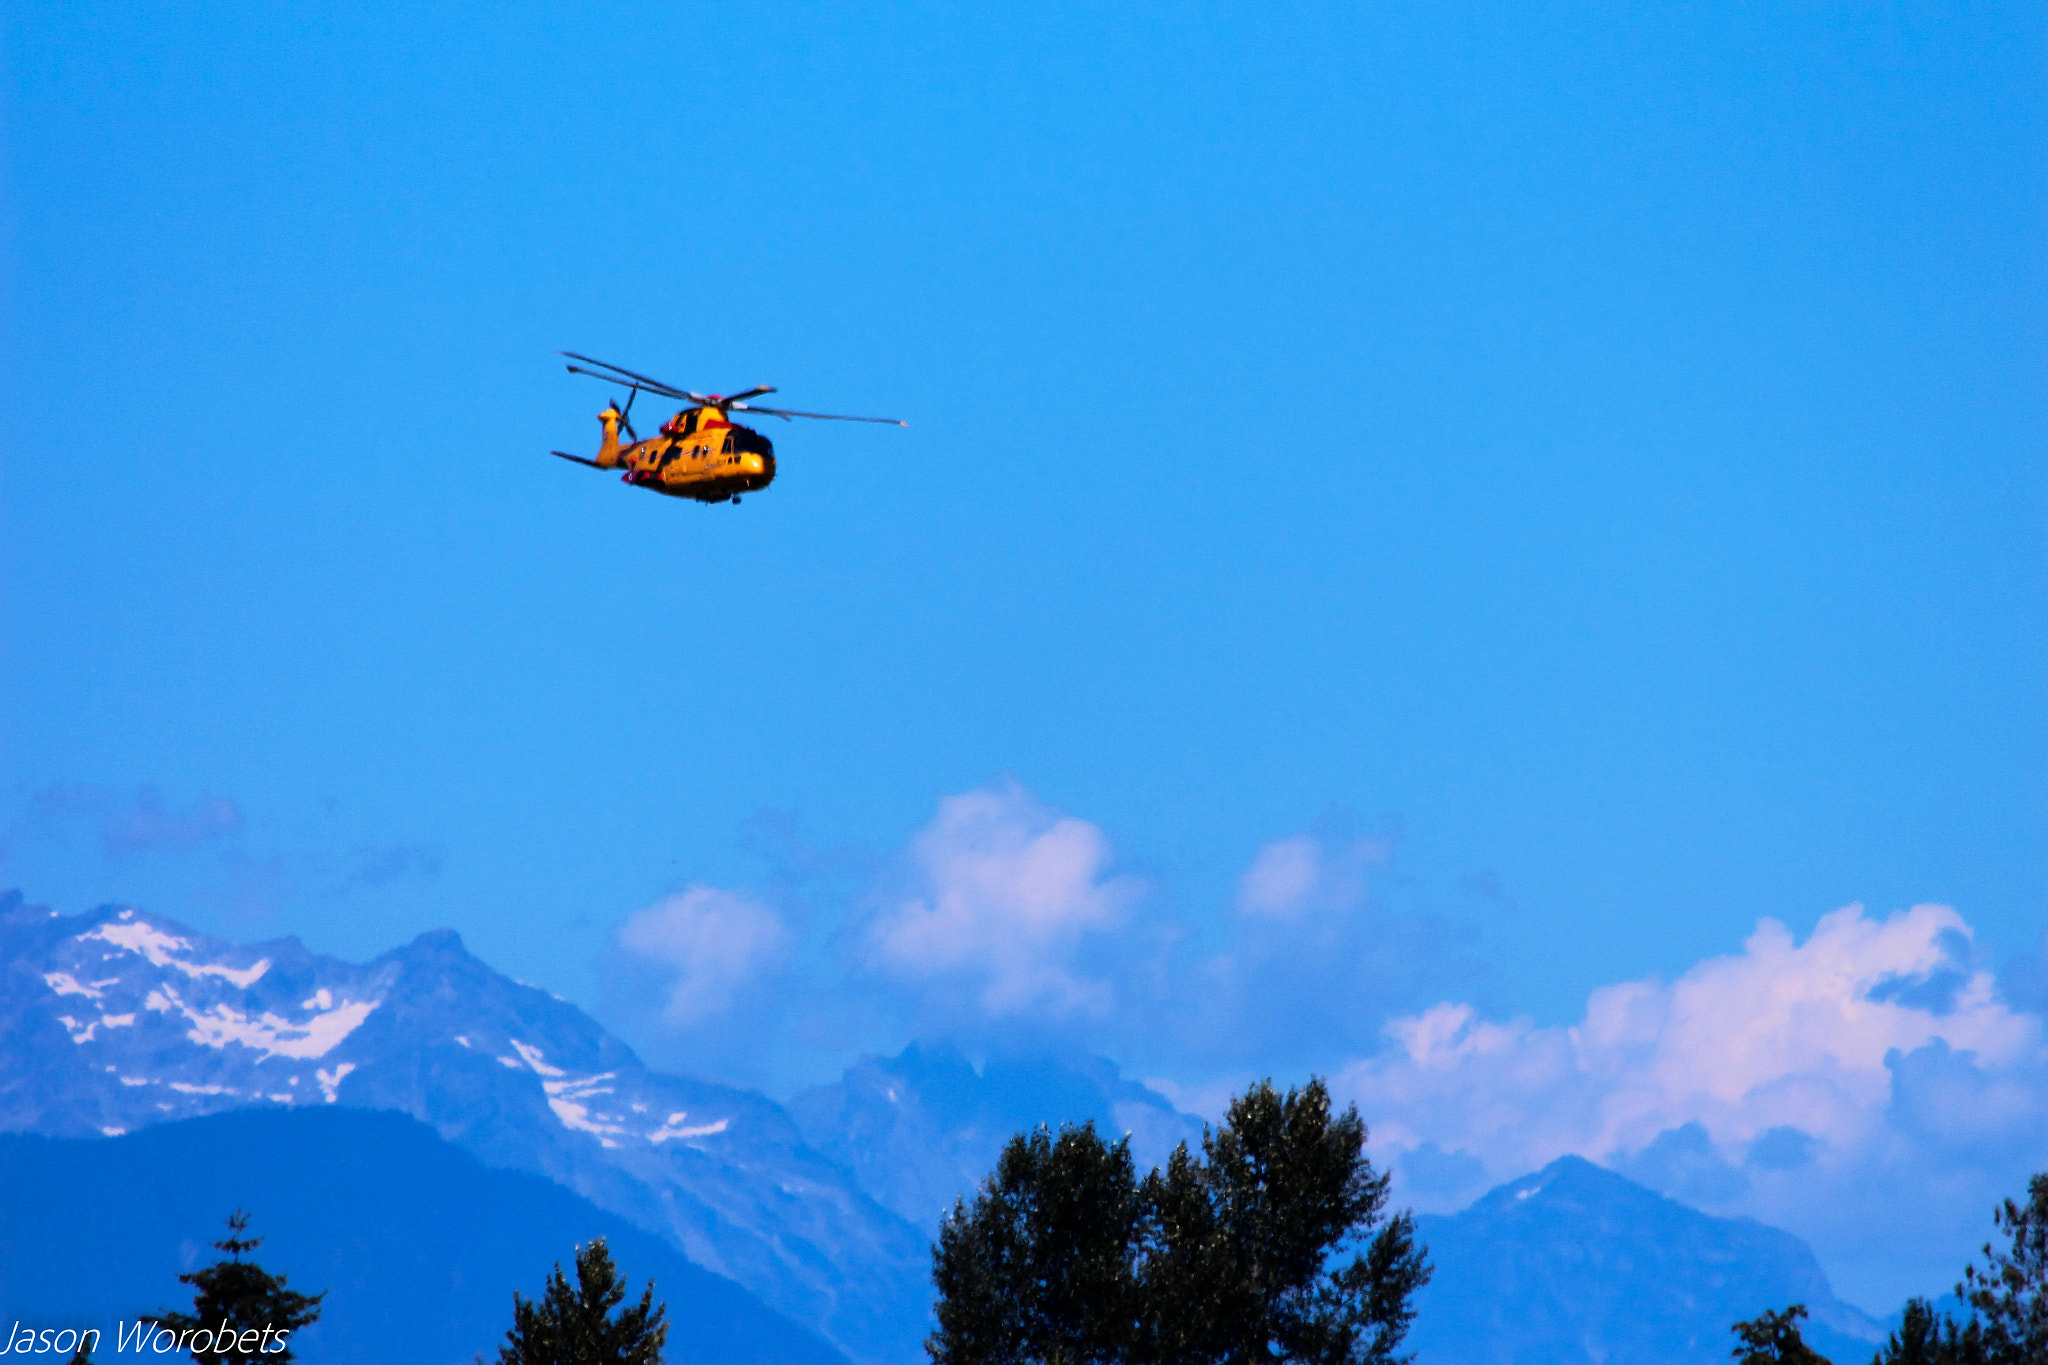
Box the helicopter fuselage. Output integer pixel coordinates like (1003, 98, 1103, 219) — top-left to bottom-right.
(599, 407, 776, 503)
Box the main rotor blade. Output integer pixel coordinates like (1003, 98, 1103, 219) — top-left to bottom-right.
(561, 354, 679, 390)
(561, 355, 901, 425)
(733, 404, 907, 426)
(551, 451, 604, 468)
(564, 363, 693, 403)
(559, 352, 695, 397)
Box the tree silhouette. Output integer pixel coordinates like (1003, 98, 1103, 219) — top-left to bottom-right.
(1958, 1172, 2048, 1365)
(495, 1238, 667, 1365)
(156, 1209, 323, 1364)
(1728, 1304, 1829, 1365)
(1874, 1298, 1984, 1365)
(928, 1077, 1431, 1365)
(930, 1122, 1142, 1365)
(1143, 1079, 1430, 1365)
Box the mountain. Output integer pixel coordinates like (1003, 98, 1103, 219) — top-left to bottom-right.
(1409, 1155, 1885, 1364)
(2, 891, 1902, 1365)
(789, 1040, 1206, 1231)
(0, 894, 928, 1364)
(795, 1054, 1893, 1364)
(0, 1106, 848, 1365)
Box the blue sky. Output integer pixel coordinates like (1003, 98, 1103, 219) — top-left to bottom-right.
(2, 0, 2044, 1304)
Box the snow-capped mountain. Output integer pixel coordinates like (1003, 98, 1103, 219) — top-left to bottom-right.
(0, 893, 929, 1364)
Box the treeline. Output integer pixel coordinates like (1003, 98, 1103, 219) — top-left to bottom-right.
(53, 1208, 664, 1365)
(1734, 1172, 2047, 1365)
(72, 1076, 2048, 1365)
(928, 1078, 2048, 1365)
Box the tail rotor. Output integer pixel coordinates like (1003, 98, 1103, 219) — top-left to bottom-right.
(615, 386, 640, 441)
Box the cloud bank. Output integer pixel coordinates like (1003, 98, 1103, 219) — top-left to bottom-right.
(1346, 904, 2029, 1171)
(1334, 903, 2047, 1308)
(605, 783, 2046, 1309)
(610, 785, 1458, 1085)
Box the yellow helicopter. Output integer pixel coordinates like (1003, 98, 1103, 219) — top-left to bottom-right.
(551, 352, 905, 504)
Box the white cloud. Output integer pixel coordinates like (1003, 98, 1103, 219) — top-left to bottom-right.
(1238, 837, 1324, 918)
(1235, 831, 1389, 919)
(1342, 904, 2035, 1170)
(617, 887, 790, 1027)
(1332, 902, 2048, 1307)
(869, 785, 1142, 1018)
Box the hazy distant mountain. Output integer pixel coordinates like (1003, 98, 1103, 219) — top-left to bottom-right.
(1410, 1155, 1885, 1364)
(0, 893, 928, 1364)
(0, 1106, 848, 1365)
(792, 1052, 1892, 1365)
(789, 1040, 1207, 1231)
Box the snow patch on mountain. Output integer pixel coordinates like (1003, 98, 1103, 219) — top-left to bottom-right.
(315, 1063, 355, 1101)
(86, 916, 272, 988)
(145, 980, 379, 1059)
(497, 1038, 728, 1149)
(651, 1111, 731, 1142)
(44, 972, 111, 1000)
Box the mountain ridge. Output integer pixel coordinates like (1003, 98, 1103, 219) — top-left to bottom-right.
(0, 892, 929, 1364)
(1411, 1153, 1884, 1364)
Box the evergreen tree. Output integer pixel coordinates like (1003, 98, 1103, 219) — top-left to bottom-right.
(929, 1122, 1143, 1365)
(156, 1209, 323, 1364)
(495, 1238, 667, 1365)
(1876, 1300, 1939, 1365)
(1141, 1079, 1430, 1365)
(1873, 1299, 1984, 1365)
(1865, 1170, 2046, 1365)
(927, 1077, 1432, 1365)
(1957, 1173, 2048, 1365)
(1729, 1304, 1830, 1365)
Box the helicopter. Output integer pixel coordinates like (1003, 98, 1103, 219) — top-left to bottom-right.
(550, 352, 905, 504)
